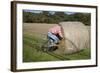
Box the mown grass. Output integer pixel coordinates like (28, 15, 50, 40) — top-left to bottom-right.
(63, 48, 91, 60)
(23, 34, 61, 62)
(23, 34, 91, 62)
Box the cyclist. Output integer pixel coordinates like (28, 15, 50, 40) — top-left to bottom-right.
(47, 24, 63, 51)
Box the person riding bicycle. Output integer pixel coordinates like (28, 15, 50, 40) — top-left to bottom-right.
(47, 24, 63, 51)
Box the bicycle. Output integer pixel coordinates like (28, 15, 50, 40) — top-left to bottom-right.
(40, 38, 70, 60)
(41, 38, 58, 52)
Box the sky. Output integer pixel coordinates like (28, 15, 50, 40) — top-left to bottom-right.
(23, 9, 76, 15)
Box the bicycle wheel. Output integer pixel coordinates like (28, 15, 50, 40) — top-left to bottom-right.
(41, 40, 49, 52)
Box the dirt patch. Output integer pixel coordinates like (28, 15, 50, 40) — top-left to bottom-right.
(23, 23, 57, 35)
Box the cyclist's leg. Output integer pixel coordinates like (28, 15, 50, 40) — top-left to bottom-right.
(47, 32, 59, 44)
(47, 32, 59, 51)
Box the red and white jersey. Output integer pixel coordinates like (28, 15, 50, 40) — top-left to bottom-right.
(49, 25, 63, 37)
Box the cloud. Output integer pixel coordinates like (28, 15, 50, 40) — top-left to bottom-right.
(64, 12, 76, 15)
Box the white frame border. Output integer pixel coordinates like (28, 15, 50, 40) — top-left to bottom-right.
(15, 2, 97, 70)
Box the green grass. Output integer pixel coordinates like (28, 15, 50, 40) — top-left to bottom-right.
(23, 34, 61, 62)
(63, 48, 91, 60)
(23, 34, 91, 62)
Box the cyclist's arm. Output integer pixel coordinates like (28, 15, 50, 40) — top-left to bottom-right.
(58, 30, 63, 39)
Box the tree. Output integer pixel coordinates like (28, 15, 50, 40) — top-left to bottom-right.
(73, 13, 91, 25)
(23, 10, 91, 25)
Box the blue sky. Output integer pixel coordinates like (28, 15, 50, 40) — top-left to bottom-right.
(23, 9, 76, 15)
(23, 10, 42, 13)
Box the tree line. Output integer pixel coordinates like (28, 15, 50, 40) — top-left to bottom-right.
(23, 11, 91, 25)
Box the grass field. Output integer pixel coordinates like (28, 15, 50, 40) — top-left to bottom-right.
(23, 23, 91, 62)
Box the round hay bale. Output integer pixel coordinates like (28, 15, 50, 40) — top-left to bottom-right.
(59, 22, 90, 54)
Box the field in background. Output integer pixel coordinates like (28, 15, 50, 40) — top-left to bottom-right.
(23, 23, 91, 62)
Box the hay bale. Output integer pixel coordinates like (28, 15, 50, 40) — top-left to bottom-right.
(59, 22, 90, 54)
